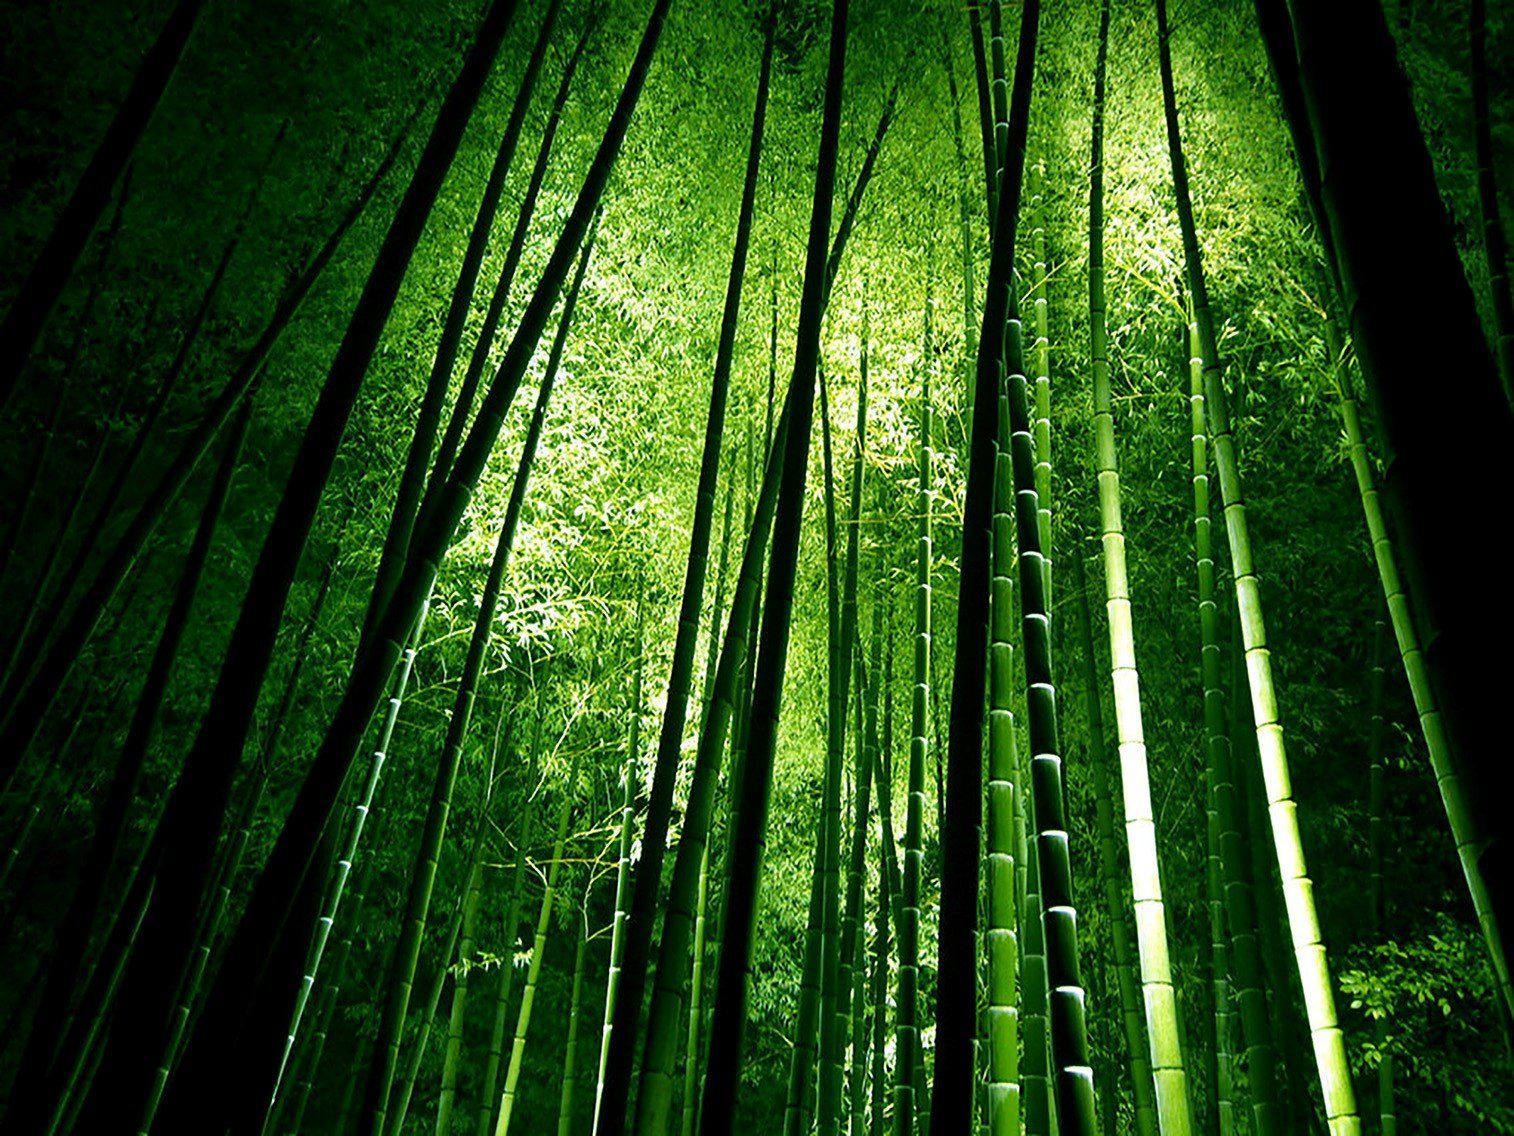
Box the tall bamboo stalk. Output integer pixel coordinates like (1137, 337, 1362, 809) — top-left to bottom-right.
(594, 603, 644, 1134)
(1155, 1, 1358, 1127)
(985, 371, 1020, 1135)
(1325, 323, 1512, 1022)
(897, 339, 931, 1136)
(476, 727, 542, 1136)
(699, 0, 849, 1124)
(558, 903, 592, 1136)
(494, 748, 581, 1136)
(1087, 29, 1195, 1127)
(1367, 622, 1396, 1136)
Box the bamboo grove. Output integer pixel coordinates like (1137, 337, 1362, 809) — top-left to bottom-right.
(0, 0, 1511, 1133)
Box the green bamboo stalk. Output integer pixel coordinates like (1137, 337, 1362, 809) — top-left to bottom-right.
(558, 903, 592, 1136)
(1155, 3, 1358, 1127)
(896, 347, 931, 1136)
(699, 0, 849, 1122)
(870, 816, 891, 1136)
(594, 604, 644, 1135)
(986, 376, 1021, 1136)
(819, 355, 868, 1135)
(267, 601, 430, 1114)
(1367, 622, 1396, 1136)
(1326, 322, 1512, 1024)
(941, 37, 978, 457)
(1029, 158, 1052, 605)
(847, 612, 884, 1136)
(278, 811, 388, 1136)
(1184, 307, 1284, 1136)
(631, 402, 792, 1133)
(386, 890, 469, 1136)
(476, 729, 541, 1136)
(437, 705, 510, 1135)
(836, 349, 872, 1133)
(494, 747, 581, 1136)
(1071, 551, 1158, 1136)
(680, 845, 711, 1136)
(1087, 38, 1195, 1126)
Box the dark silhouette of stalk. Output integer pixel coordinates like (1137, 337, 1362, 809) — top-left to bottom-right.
(421, 15, 596, 526)
(0, 0, 208, 410)
(596, 13, 774, 1133)
(175, 9, 671, 1133)
(76, 5, 521, 1126)
(699, 0, 849, 1126)
(0, 110, 414, 770)
(1, 389, 256, 1136)
(1266, 0, 1514, 968)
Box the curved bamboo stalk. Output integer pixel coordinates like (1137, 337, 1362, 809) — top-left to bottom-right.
(476, 733, 541, 1136)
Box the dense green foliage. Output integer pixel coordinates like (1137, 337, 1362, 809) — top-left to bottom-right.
(0, 0, 1511, 1132)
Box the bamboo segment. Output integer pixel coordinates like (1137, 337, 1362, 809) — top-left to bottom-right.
(558, 905, 591, 1136)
